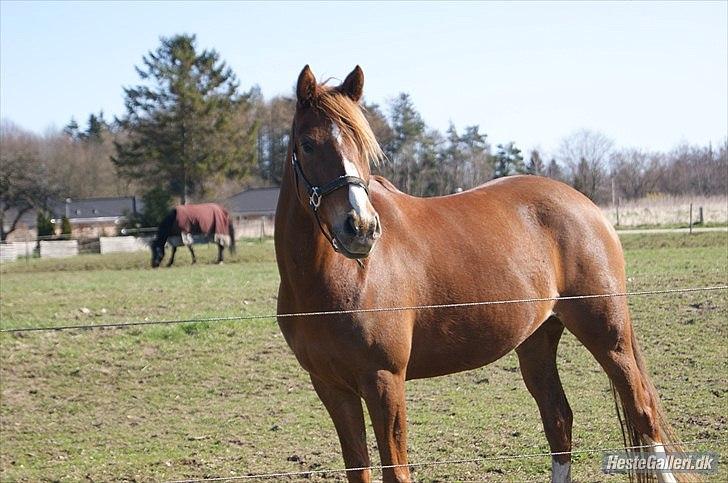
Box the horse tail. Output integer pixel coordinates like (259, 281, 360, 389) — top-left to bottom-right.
(228, 219, 236, 255)
(611, 329, 698, 483)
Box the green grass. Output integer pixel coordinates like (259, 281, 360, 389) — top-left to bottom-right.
(1, 233, 726, 481)
(614, 222, 728, 231)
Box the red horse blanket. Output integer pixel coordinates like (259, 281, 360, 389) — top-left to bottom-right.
(174, 203, 231, 246)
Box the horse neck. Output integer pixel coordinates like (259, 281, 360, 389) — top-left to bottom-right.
(154, 227, 168, 247)
(154, 210, 176, 246)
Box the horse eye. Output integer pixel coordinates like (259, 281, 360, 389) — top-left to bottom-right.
(301, 141, 314, 154)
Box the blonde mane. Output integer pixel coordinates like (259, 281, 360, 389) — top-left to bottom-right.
(315, 86, 385, 167)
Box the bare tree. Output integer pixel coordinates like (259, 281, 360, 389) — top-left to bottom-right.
(610, 149, 663, 199)
(558, 129, 614, 202)
(0, 121, 59, 240)
(658, 142, 727, 196)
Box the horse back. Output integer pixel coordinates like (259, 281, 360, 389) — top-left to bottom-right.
(370, 175, 623, 296)
(174, 203, 230, 237)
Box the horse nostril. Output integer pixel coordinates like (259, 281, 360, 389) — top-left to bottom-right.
(371, 215, 382, 240)
(346, 215, 359, 236)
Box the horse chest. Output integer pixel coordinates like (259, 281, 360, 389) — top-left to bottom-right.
(279, 309, 412, 382)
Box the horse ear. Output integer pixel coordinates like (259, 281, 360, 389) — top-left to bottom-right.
(297, 65, 317, 107)
(339, 65, 364, 102)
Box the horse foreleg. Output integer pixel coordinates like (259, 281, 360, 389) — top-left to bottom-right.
(311, 375, 371, 483)
(167, 246, 177, 267)
(516, 316, 573, 483)
(188, 245, 196, 264)
(360, 370, 409, 483)
(217, 243, 224, 264)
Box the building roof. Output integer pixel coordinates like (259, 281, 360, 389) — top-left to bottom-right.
(1, 207, 38, 231)
(50, 196, 143, 220)
(225, 187, 279, 216)
(2, 196, 143, 231)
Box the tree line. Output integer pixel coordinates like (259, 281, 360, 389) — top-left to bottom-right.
(1, 34, 725, 240)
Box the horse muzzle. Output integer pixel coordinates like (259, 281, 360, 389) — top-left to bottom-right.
(332, 212, 381, 259)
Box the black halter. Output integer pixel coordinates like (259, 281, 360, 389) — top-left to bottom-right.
(290, 141, 370, 264)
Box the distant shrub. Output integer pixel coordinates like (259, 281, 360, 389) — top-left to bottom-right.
(36, 211, 55, 237)
(60, 216, 72, 236)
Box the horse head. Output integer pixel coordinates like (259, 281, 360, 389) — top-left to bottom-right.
(291, 65, 385, 259)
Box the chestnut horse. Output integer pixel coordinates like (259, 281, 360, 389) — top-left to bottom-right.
(275, 66, 687, 483)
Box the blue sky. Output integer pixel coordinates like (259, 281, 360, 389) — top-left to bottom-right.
(1, 1, 726, 155)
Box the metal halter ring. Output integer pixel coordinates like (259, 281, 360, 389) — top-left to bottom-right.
(309, 187, 322, 210)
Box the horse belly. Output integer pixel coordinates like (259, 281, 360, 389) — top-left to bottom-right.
(168, 234, 211, 246)
(405, 306, 541, 380)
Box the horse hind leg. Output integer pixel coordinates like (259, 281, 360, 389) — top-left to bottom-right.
(516, 316, 573, 483)
(556, 298, 689, 483)
(188, 245, 196, 264)
(166, 246, 177, 267)
(217, 243, 224, 264)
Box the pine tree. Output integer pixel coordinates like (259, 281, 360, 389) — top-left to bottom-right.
(458, 125, 491, 188)
(113, 34, 257, 204)
(60, 216, 72, 236)
(36, 211, 55, 237)
(387, 93, 426, 157)
(441, 123, 466, 194)
(140, 186, 173, 227)
(526, 149, 545, 175)
(256, 94, 294, 185)
(63, 119, 80, 139)
(545, 158, 564, 181)
(493, 142, 525, 178)
(83, 112, 108, 143)
(379, 93, 426, 193)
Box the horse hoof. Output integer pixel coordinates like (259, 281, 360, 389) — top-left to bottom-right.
(217, 261, 224, 265)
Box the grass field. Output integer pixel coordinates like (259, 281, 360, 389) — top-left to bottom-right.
(1, 233, 727, 482)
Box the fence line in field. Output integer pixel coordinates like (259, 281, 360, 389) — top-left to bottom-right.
(165, 438, 727, 482)
(1, 285, 726, 334)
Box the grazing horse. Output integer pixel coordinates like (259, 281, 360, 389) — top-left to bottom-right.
(151, 203, 235, 268)
(275, 65, 688, 483)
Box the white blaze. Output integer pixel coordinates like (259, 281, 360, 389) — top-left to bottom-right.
(331, 121, 375, 222)
(331, 122, 344, 145)
(344, 159, 370, 216)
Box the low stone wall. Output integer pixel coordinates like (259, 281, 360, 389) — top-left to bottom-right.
(39, 240, 78, 259)
(0, 244, 18, 263)
(235, 217, 275, 239)
(99, 236, 150, 254)
(9, 241, 36, 258)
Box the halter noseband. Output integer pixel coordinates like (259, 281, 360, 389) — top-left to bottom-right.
(290, 134, 370, 264)
(291, 150, 369, 212)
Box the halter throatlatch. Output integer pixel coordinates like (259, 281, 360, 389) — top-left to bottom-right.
(291, 147, 370, 266)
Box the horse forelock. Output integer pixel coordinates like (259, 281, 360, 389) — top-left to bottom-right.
(305, 85, 385, 168)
